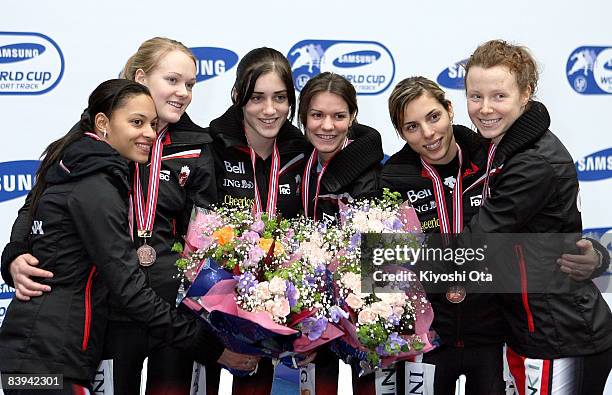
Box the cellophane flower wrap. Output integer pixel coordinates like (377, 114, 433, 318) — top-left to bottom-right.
(176, 206, 343, 370)
(329, 189, 437, 375)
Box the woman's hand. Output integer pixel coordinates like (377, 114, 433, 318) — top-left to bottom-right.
(557, 239, 602, 281)
(9, 253, 53, 300)
(217, 349, 260, 371)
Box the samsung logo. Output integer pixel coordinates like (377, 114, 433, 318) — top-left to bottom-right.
(437, 59, 468, 90)
(288, 39, 395, 95)
(0, 32, 64, 95)
(190, 47, 238, 83)
(0, 282, 15, 299)
(566, 46, 612, 94)
(0, 160, 39, 202)
(575, 148, 612, 181)
(332, 50, 380, 68)
(0, 43, 45, 63)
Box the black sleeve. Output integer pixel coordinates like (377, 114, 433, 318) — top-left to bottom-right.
(464, 153, 556, 233)
(350, 165, 381, 200)
(1, 192, 34, 287)
(587, 237, 610, 278)
(67, 175, 223, 364)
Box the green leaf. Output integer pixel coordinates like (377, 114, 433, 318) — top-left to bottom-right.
(171, 242, 184, 253)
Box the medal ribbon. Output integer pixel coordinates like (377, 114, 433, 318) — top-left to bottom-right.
(420, 143, 464, 234)
(133, 126, 168, 238)
(481, 143, 498, 204)
(302, 138, 350, 220)
(249, 141, 280, 216)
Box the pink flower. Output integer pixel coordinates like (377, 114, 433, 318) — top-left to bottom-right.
(244, 246, 264, 268)
(358, 308, 377, 325)
(250, 219, 265, 234)
(242, 230, 260, 244)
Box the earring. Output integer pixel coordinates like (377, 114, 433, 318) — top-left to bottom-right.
(102, 130, 108, 139)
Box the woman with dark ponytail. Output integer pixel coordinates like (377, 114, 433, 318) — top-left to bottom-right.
(0, 79, 229, 394)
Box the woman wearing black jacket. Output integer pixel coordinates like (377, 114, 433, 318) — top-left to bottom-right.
(0, 79, 224, 394)
(381, 76, 506, 395)
(462, 39, 612, 395)
(298, 72, 383, 395)
(1, 37, 254, 395)
(206, 47, 310, 395)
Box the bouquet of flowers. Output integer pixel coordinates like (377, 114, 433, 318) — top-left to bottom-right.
(328, 189, 437, 374)
(176, 206, 300, 369)
(176, 206, 343, 370)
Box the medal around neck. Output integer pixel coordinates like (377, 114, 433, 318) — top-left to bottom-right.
(446, 285, 466, 303)
(137, 242, 156, 267)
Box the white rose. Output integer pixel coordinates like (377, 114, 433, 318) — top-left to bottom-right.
(268, 276, 287, 295)
(371, 301, 393, 319)
(272, 297, 290, 318)
(358, 308, 377, 325)
(341, 272, 361, 293)
(255, 281, 271, 300)
(345, 293, 364, 310)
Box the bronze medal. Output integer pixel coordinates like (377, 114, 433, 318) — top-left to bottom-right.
(137, 243, 156, 267)
(446, 285, 466, 303)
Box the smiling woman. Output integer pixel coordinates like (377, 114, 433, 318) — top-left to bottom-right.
(207, 47, 309, 394)
(462, 39, 612, 395)
(297, 71, 384, 395)
(0, 79, 222, 394)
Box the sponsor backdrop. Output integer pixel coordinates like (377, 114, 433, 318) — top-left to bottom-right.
(1, 0, 611, 393)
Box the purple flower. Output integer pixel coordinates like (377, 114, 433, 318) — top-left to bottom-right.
(329, 306, 349, 323)
(244, 247, 264, 267)
(387, 332, 408, 352)
(349, 233, 361, 250)
(241, 230, 260, 244)
(384, 218, 403, 230)
(388, 314, 400, 326)
(283, 229, 295, 245)
(303, 276, 316, 287)
(286, 281, 299, 308)
(301, 316, 328, 341)
(316, 222, 328, 233)
(250, 220, 265, 234)
(237, 272, 258, 296)
(314, 264, 326, 276)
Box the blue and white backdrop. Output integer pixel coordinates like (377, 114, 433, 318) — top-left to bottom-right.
(1, 1, 611, 393)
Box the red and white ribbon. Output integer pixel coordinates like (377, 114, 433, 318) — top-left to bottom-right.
(249, 141, 280, 216)
(302, 138, 350, 220)
(420, 143, 464, 234)
(481, 143, 498, 204)
(133, 126, 168, 238)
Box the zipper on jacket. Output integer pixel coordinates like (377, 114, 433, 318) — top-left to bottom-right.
(514, 245, 535, 333)
(82, 266, 97, 351)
